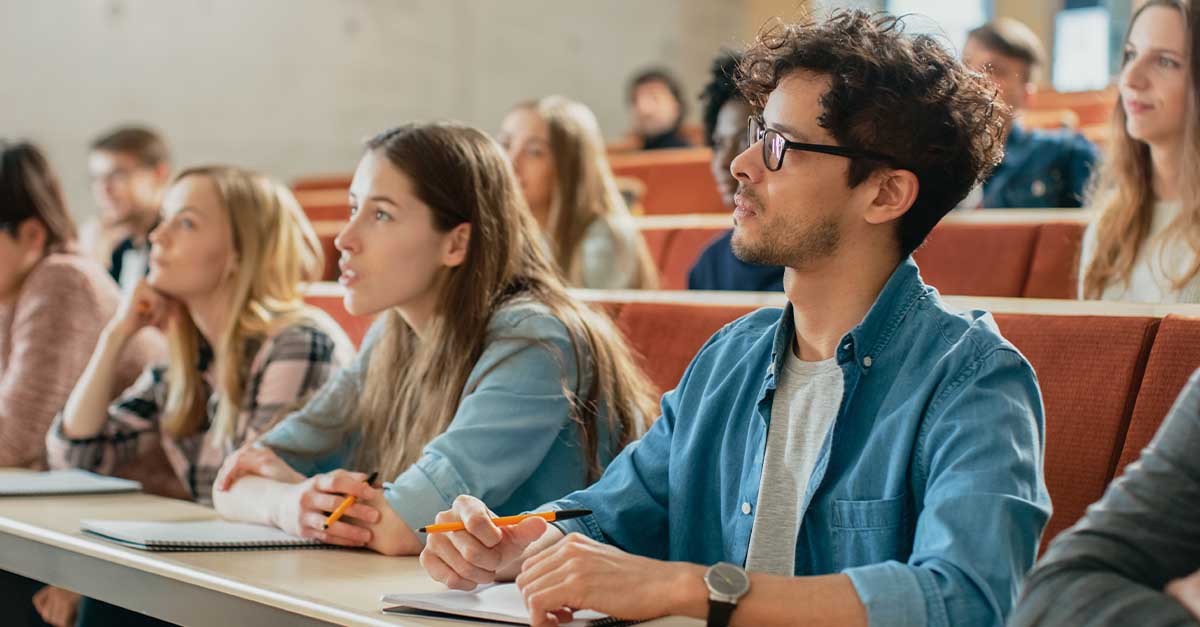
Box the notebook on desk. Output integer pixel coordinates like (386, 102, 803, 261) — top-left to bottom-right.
(382, 583, 643, 626)
(0, 469, 141, 496)
(80, 519, 330, 552)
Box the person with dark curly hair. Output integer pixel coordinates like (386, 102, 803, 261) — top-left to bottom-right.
(420, 11, 1049, 627)
(687, 50, 786, 292)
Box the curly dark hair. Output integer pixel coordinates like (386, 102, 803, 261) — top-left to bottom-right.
(738, 10, 1006, 257)
(700, 50, 745, 146)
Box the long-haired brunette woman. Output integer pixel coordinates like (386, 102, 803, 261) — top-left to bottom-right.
(213, 123, 658, 556)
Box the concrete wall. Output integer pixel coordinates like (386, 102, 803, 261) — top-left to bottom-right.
(1, 0, 751, 221)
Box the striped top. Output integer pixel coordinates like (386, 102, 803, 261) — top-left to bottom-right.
(0, 254, 164, 469)
(46, 311, 353, 505)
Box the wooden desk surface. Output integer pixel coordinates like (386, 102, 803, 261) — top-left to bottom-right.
(0, 476, 699, 626)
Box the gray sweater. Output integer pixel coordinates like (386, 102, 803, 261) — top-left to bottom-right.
(1010, 369, 1200, 626)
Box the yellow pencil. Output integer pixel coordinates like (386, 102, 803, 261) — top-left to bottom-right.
(418, 509, 591, 534)
(322, 471, 378, 530)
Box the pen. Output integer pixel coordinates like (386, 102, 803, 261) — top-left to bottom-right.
(418, 509, 592, 534)
(322, 471, 378, 530)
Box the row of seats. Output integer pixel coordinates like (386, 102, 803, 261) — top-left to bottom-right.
(639, 212, 1090, 296)
(302, 283, 1200, 553)
(291, 149, 725, 217)
(312, 212, 1090, 298)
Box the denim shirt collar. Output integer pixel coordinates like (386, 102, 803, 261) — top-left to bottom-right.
(765, 257, 929, 382)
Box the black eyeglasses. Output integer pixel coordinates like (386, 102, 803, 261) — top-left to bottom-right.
(748, 116, 902, 172)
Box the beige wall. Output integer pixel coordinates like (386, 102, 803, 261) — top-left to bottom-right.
(1, 0, 752, 222)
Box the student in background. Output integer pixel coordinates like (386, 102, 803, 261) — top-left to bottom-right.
(687, 50, 786, 292)
(0, 141, 163, 469)
(48, 165, 352, 504)
(498, 96, 658, 289)
(1080, 0, 1198, 302)
(422, 12, 1048, 627)
(1011, 368, 1200, 625)
(627, 67, 693, 150)
(962, 19, 1098, 208)
(84, 126, 172, 289)
(0, 141, 164, 627)
(212, 123, 658, 557)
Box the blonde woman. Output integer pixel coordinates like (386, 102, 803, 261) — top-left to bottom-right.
(48, 166, 354, 504)
(212, 123, 658, 556)
(1080, 0, 1198, 302)
(498, 96, 658, 289)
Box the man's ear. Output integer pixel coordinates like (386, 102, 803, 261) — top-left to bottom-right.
(442, 222, 472, 268)
(863, 169, 919, 226)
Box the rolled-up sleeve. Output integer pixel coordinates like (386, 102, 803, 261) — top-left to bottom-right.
(46, 366, 167, 474)
(545, 326, 732, 558)
(1010, 368, 1200, 627)
(258, 318, 383, 475)
(385, 310, 587, 531)
(845, 348, 1051, 627)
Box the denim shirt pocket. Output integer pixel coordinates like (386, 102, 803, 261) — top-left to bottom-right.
(830, 494, 912, 568)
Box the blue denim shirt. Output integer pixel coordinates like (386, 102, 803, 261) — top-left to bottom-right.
(260, 299, 615, 533)
(982, 123, 1098, 209)
(549, 258, 1051, 627)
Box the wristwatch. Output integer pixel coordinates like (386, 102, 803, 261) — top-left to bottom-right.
(704, 562, 750, 627)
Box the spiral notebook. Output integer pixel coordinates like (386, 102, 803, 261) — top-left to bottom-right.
(0, 469, 141, 496)
(382, 583, 644, 626)
(80, 519, 329, 552)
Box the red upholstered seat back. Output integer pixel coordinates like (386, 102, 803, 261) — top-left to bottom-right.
(658, 228, 726, 290)
(292, 174, 353, 192)
(610, 149, 724, 215)
(914, 223, 1040, 297)
(640, 228, 674, 275)
(1023, 222, 1086, 299)
(993, 313, 1158, 549)
(1117, 315, 1200, 473)
(615, 301, 759, 393)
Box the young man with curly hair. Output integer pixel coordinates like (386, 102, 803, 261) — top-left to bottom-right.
(420, 11, 1051, 627)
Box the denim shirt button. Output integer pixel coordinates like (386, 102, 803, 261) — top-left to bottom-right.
(863, 356, 873, 368)
(741, 502, 752, 515)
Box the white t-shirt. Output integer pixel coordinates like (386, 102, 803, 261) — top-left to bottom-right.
(1079, 201, 1200, 303)
(744, 348, 844, 576)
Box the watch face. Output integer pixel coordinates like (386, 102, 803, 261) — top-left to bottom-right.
(705, 562, 750, 598)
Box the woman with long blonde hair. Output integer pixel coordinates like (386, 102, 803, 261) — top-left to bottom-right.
(212, 123, 658, 556)
(498, 96, 658, 289)
(1080, 0, 1199, 302)
(49, 166, 354, 504)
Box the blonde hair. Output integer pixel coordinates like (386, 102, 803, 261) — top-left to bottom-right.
(161, 166, 324, 445)
(317, 123, 657, 483)
(515, 96, 659, 289)
(1083, 0, 1200, 299)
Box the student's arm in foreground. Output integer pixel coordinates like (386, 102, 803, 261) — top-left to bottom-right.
(422, 495, 867, 627)
(1010, 369, 1200, 626)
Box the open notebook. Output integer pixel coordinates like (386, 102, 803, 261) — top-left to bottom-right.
(382, 583, 643, 626)
(0, 469, 141, 496)
(80, 519, 329, 552)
